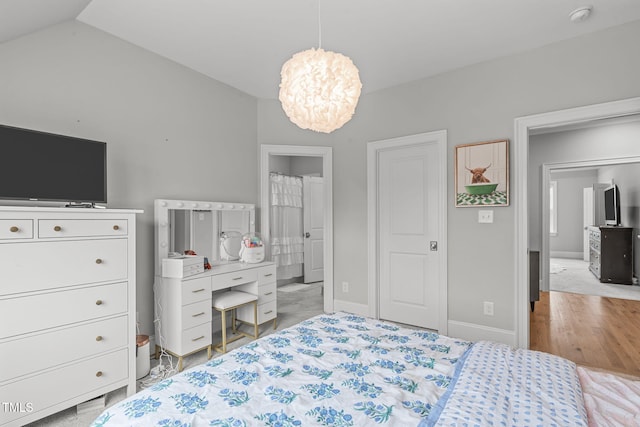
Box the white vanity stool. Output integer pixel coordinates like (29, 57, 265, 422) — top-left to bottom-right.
(212, 291, 258, 353)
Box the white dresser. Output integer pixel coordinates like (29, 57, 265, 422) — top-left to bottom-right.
(0, 206, 140, 427)
(154, 261, 277, 371)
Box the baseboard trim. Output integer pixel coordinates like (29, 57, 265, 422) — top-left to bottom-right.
(447, 320, 517, 347)
(332, 299, 370, 317)
(550, 251, 583, 259)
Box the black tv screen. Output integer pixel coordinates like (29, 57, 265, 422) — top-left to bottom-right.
(0, 125, 106, 204)
(604, 184, 620, 226)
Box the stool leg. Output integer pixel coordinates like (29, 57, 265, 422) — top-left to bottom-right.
(253, 301, 258, 339)
(207, 345, 212, 360)
(178, 356, 183, 372)
(273, 317, 277, 330)
(232, 308, 237, 335)
(221, 308, 227, 353)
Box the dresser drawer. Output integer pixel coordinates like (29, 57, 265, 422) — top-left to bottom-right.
(180, 322, 211, 355)
(258, 265, 276, 284)
(38, 219, 128, 238)
(182, 299, 212, 330)
(0, 316, 128, 382)
(0, 348, 128, 426)
(0, 239, 128, 295)
(0, 219, 33, 240)
(212, 269, 258, 290)
(182, 276, 211, 306)
(238, 300, 277, 325)
(258, 282, 277, 303)
(0, 282, 128, 339)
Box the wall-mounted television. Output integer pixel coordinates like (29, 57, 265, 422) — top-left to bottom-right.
(604, 184, 620, 226)
(0, 124, 107, 205)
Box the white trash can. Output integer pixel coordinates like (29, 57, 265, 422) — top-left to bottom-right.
(136, 335, 150, 380)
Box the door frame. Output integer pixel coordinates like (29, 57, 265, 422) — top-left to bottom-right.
(514, 96, 640, 349)
(260, 144, 334, 313)
(367, 130, 448, 334)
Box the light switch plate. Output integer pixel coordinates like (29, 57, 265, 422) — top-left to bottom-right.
(478, 210, 494, 223)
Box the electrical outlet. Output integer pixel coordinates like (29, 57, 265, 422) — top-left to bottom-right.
(483, 301, 494, 316)
(342, 281, 349, 293)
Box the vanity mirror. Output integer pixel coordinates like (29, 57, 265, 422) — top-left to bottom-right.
(154, 199, 255, 276)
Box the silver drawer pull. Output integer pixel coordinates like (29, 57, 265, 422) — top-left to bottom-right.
(192, 312, 205, 317)
(264, 292, 274, 296)
(192, 288, 206, 293)
(264, 273, 273, 277)
(192, 335, 205, 342)
(232, 276, 244, 281)
(264, 310, 274, 315)
(9, 226, 19, 233)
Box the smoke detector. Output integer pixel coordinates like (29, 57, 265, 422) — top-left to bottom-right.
(569, 6, 593, 22)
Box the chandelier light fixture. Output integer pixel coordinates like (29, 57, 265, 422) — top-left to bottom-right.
(279, 1, 362, 133)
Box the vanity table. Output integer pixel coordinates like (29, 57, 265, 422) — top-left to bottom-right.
(153, 199, 277, 370)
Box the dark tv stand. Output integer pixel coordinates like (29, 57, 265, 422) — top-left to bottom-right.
(589, 226, 633, 285)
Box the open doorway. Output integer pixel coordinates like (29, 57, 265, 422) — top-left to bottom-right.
(260, 145, 334, 314)
(514, 96, 640, 349)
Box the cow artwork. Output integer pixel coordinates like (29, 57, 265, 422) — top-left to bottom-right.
(466, 164, 491, 183)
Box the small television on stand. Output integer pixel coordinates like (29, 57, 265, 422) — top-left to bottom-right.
(0, 124, 107, 207)
(604, 184, 620, 226)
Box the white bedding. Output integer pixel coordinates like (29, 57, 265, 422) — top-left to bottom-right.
(91, 312, 471, 426)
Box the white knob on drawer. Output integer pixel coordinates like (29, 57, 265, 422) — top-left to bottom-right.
(9, 226, 19, 232)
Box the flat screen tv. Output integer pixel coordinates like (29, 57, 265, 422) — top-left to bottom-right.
(604, 184, 620, 226)
(0, 124, 106, 205)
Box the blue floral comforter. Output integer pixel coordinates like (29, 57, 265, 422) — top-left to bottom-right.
(91, 312, 471, 426)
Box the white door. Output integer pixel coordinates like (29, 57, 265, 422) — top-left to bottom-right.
(303, 176, 324, 283)
(378, 142, 441, 329)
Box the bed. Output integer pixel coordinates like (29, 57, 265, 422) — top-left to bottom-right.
(90, 312, 634, 426)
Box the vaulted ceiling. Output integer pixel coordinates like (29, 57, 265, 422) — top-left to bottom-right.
(3, 0, 640, 99)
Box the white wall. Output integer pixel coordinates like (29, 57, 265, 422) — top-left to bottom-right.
(259, 20, 640, 341)
(549, 169, 598, 256)
(0, 21, 258, 336)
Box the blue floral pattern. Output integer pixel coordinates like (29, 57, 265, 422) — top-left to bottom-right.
(92, 312, 473, 426)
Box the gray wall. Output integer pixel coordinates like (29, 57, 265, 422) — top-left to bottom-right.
(259, 20, 640, 335)
(0, 21, 258, 336)
(549, 170, 598, 256)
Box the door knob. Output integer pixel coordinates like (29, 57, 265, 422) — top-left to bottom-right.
(305, 232, 310, 238)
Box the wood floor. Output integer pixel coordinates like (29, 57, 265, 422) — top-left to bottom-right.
(530, 291, 640, 377)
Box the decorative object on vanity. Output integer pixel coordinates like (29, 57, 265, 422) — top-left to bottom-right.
(588, 226, 633, 285)
(278, 1, 361, 133)
(239, 232, 265, 263)
(0, 206, 141, 427)
(161, 255, 205, 278)
(0, 124, 106, 207)
(153, 199, 277, 372)
(455, 139, 509, 207)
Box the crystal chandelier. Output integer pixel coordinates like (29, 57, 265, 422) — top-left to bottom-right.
(278, 3, 362, 133)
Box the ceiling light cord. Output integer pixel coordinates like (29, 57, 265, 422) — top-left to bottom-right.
(317, 0, 322, 49)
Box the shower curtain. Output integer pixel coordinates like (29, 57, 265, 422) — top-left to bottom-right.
(270, 173, 304, 280)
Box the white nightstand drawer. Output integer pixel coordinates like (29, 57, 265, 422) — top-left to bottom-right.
(38, 219, 128, 238)
(211, 269, 258, 290)
(182, 300, 212, 330)
(182, 276, 211, 306)
(0, 239, 128, 295)
(0, 282, 128, 339)
(180, 322, 211, 355)
(238, 300, 277, 325)
(0, 348, 128, 426)
(0, 219, 33, 240)
(0, 316, 128, 382)
(258, 265, 276, 284)
(258, 282, 277, 303)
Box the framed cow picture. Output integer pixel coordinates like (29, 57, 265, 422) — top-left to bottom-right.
(455, 139, 509, 207)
